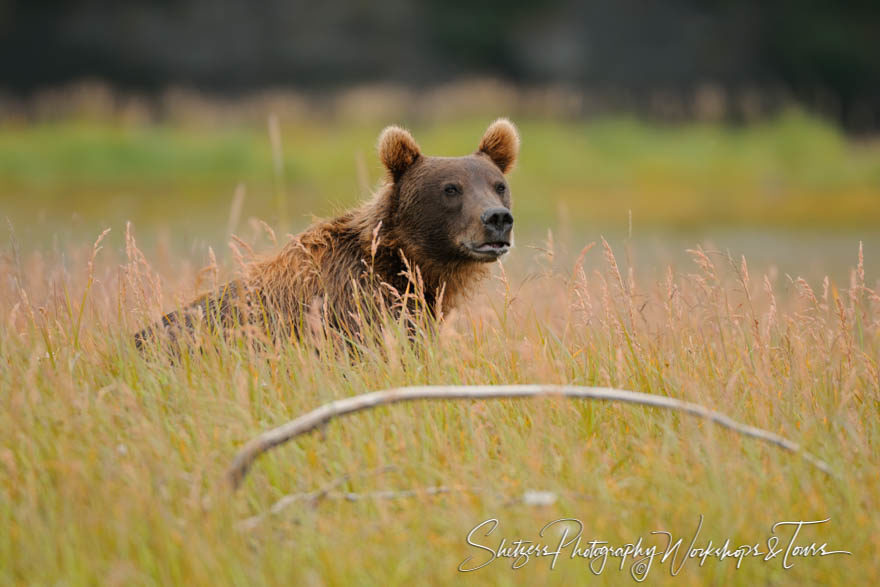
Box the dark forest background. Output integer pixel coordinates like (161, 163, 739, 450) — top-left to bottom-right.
(1, 0, 879, 129)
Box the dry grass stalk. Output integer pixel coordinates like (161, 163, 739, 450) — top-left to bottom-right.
(227, 384, 837, 489)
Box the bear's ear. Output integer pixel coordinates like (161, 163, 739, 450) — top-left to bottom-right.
(378, 125, 421, 181)
(477, 118, 519, 174)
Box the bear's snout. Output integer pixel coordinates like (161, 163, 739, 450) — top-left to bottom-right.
(480, 207, 514, 238)
(464, 206, 513, 261)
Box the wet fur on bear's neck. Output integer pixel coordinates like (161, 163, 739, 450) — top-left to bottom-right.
(247, 118, 519, 334)
(135, 119, 518, 346)
(248, 182, 488, 332)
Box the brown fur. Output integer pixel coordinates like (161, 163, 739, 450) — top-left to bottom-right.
(135, 119, 519, 347)
(477, 118, 520, 173)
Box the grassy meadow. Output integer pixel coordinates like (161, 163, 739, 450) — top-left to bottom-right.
(1, 110, 879, 584)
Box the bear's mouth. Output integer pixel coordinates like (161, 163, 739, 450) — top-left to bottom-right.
(468, 241, 510, 259)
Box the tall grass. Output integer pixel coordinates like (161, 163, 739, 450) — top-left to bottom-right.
(1, 220, 877, 584)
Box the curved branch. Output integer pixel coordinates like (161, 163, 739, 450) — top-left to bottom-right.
(227, 385, 836, 489)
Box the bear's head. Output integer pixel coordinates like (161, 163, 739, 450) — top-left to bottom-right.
(377, 119, 519, 266)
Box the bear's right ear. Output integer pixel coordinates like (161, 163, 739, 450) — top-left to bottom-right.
(477, 118, 519, 174)
(378, 125, 421, 182)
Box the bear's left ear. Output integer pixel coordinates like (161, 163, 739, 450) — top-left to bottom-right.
(477, 118, 519, 174)
(378, 125, 421, 182)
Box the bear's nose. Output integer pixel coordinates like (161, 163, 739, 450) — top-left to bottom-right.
(481, 207, 514, 233)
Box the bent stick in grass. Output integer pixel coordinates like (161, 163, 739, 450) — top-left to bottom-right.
(227, 384, 836, 489)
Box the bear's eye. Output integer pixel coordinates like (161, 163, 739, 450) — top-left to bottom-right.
(444, 184, 461, 196)
(495, 182, 507, 195)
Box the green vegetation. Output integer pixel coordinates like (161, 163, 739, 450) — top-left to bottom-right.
(1, 230, 877, 584)
(2, 111, 878, 247)
(1, 114, 878, 584)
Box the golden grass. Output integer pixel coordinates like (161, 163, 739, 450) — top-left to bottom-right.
(1, 220, 877, 585)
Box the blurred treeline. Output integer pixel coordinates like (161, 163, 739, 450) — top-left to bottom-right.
(1, 0, 878, 130)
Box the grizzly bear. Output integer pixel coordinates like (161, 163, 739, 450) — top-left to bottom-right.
(135, 118, 519, 348)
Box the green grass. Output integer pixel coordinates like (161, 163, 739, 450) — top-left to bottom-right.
(1, 227, 878, 585)
(2, 111, 879, 248)
(1, 114, 878, 584)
